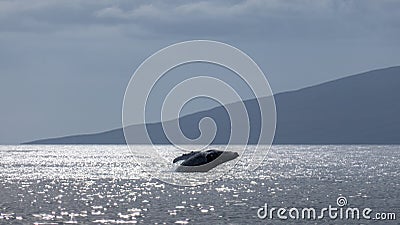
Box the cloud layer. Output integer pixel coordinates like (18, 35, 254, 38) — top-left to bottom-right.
(0, 0, 399, 144)
(1, 0, 399, 40)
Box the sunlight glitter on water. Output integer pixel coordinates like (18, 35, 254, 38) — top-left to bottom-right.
(0, 145, 399, 224)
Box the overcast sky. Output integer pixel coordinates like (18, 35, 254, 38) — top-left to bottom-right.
(0, 0, 399, 144)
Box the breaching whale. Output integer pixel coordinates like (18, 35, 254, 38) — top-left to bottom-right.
(173, 149, 239, 172)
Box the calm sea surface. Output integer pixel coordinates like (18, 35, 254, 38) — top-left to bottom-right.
(0, 145, 399, 224)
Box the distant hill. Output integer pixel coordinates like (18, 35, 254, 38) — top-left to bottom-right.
(26, 66, 400, 144)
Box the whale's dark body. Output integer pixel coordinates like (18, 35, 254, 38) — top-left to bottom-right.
(173, 150, 239, 172)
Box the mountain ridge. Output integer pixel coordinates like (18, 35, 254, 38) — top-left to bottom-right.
(25, 66, 400, 144)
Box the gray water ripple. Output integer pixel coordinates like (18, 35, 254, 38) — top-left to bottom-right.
(0, 145, 399, 224)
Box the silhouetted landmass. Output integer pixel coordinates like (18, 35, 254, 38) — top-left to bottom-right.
(26, 66, 400, 144)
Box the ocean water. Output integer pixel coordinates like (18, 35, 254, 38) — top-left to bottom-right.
(0, 145, 399, 224)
